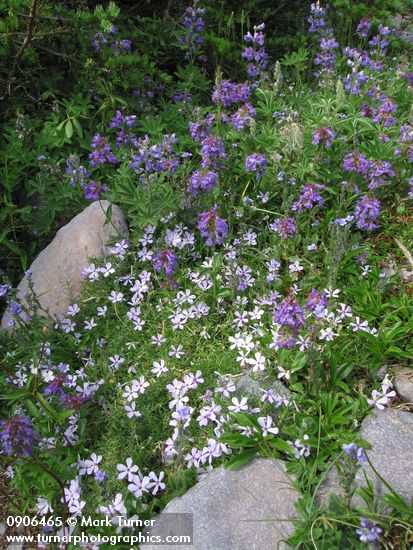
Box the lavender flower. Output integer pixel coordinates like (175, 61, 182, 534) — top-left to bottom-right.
(342, 442, 367, 462)
(242, 23, 268, 81)
(354, 195, 381, 230)
(91, 31, 108, 54)
(309, 3, 338, 80)
(153, 249, 178, 278)
(66, 155, 90, 187)
(0, 416, 35, 457)
(211, 80, 251, 107)
(312, 126, 336, 147)
(198, 205, 228, 246)
(177, 5, 205, 60)
(130, 134, 179, 180)
(343, 152, 371, 174)
(373, 97, 397, 127)
(83, 180, 108, 201)
(201, 136, 226, 169)
(367, 160, 395, 189)
(356, 19, 371, 38)
(245, 153, 268, 178)
(292, 183, 325, 213)
(189, 114, 215, 142)
(230, 103, 256, 131)
(188, 169, 218, 195)
(305, 289, 329, 317)
(270, 217, 297, 239)
(89, 135, 117, 167)
(356, 518, 382, 544)
(273, 296, 305, 329)
(9, 301, 22, 316)
(110, 110, 137, 129)
(111, 39, 132, 56)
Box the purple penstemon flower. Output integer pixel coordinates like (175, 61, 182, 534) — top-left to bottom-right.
(354, 195, 381, 231)
(198, 205, 228, 246)
(152, 249, 178, 278)
(342, 151, 371, 174)
(0, 415, 36, 457)
(188, 169, 218, 195)
(342, 442, 367, 462)
(230, 103, 256, 131)
(356, 19, 371, 38)
(312, 126, 336, 148)
(245, 152, 268, 179)
(270, 217, 297, 239)
(292, 183, 325, 213)
(201, 135, 226, 169)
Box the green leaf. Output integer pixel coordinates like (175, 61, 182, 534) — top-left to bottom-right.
(270, 438, 294, 454)
(0, 389, 29, 401)
(224, 448, 258, 470)
(65, 119, 73, 139)
(72, 118, 83, 138)
(219, 433, 257, 448)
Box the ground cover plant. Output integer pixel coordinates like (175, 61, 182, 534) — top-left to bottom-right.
(0, 1, 413, 548)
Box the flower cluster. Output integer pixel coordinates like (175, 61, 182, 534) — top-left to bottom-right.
(245, 153, 268, 179)
(177, 4, 205, 60)
(130, 134, 180, 182)
(92, 26, 132, 56)
(242, 23, 268, 81)
(188, 169, 218, 195)
(198, 205, 228, 246)
(66, 154, 107, 200)
(292, 183, 325, 213)
(0, 416, 35, 457)
(312, 126, 336, 148)
(270, 217, 297, 240)
(89, 134, 118, 167)
(211, 80, 251, 108)
(308, 2, 338, 80)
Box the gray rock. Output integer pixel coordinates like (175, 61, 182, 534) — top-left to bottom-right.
(218, 371, 291, 415)
(316, 464, 347, 508)
(1, 201, 128, 330)
(351, 409, 413, 507)
(144, 458, 299, 550)
(373, 364, 388, 382)
(235, 371, 290, 399)
(400, 268, 413, 284)
(394, 368, 413, 404)
(0, 522, 5, 536)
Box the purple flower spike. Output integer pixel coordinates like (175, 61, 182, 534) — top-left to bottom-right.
(198, 205, 228, 246)
(312, 126, 336, 148)
(0, 416, 36, 457)
(153, 249, 179, 278)
(354, 195, 381, 231)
